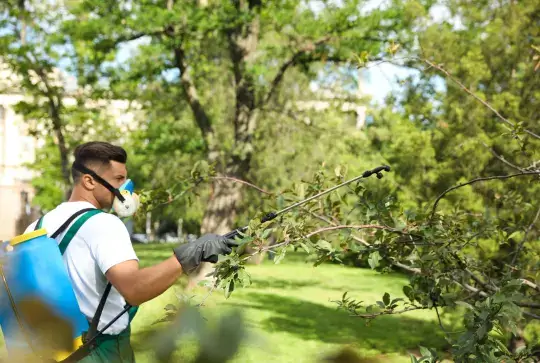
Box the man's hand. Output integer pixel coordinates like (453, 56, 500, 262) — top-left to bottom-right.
(173, 233, 234, 273)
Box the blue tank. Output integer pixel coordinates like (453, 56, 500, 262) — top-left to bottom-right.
(0, 228, 88, 361)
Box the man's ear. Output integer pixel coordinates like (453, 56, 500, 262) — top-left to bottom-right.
(81, 174, 97, 191)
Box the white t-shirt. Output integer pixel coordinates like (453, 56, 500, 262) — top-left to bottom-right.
(25, 201, 139, 335)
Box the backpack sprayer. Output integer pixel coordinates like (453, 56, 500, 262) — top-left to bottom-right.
(0, 164, 390, 363)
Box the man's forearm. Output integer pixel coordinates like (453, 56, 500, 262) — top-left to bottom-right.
(125, 256, 183, 305)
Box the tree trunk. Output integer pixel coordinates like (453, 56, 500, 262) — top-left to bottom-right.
(186, 180, 243, 289)
(200, 181, 243, 235)
(50, 100, 71, 200)
(181, 1, 262, 288)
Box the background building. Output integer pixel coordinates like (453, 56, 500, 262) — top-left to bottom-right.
(0, 93, 42, 241)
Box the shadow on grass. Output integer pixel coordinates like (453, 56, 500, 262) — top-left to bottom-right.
(249, 277, 322, 290)
(225, 292, 450, 356)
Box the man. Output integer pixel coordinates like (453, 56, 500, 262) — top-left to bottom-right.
(24, 141, 233, 362)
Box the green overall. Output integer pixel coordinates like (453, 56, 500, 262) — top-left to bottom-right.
(37, 210, 139, 363)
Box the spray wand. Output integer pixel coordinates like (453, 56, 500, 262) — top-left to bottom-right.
(224, 165, 391, 241)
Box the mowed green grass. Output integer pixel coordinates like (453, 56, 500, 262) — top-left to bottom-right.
(0, 243, 451, 362)
(129, 244, 451, 363)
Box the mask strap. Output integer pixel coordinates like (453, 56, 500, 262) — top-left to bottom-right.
(73, 161, 126, 202)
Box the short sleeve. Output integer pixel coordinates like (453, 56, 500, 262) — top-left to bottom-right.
(24, 220, 39, 234)
(83, 213, 139, 274)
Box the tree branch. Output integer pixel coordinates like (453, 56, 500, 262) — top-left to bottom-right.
(300, 208, 337, 228)
(391, 261, 422, 274)
(519, 302, 540, 309)
(455, 279, 540, 309)
(430, 171, 540, 220)
(211, 176, 272, 195)
(526, 160, 540, 171)
(455, 281, 489, 298)
(523, 311, 540, 320)
(304, 224, 400, 238)
(299, 208, 423, 273)
(481, 142, 528, 173)
(519, 279, 540, 292)
(22, 51, 71, 192)
(511, 206, 540, 266)
(110, 31, 164, 47)
(173, 45, 214, 144)
(351, 306, 428, 318)
(423, 59, 540, 140)
(465, 268, 496, 292)
(262, 53, 302, 106)
(261, 33, 383, 107)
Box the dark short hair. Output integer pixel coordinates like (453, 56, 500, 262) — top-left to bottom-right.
(71, 141, 127, 183)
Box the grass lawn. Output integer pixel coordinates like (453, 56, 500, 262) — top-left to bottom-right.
(0, 243, 451, 362)
(129, 244, 451, 363)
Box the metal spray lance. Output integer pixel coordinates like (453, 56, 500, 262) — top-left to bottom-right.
(223, 165, 391, 242)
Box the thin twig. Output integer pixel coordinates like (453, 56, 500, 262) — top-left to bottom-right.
(511, 206, 540, 266)
(435, 305, 449, 335)
(523, 311, 540, 320)
(196, 283, 217, 308)
(300, 208, 335, 226)
(481, 142, 526, 172)
(211, 176, 273, 195)
(520, 279, 540, 292)
(391, 261, 421, 274)
(526, 160, 540, 171)
(423, 59, 540, 140)
(430, 171, 540, 220)
(351, 306, 428, 318)
(454, 281, 489, 298)
(465, 268, 497, 292)
(305, 225, 399, 238)
(455, 279, 540, 309)
(239, 224, 395, 262)
(300, 208, 422, 272)
(518, 302, 540, 309)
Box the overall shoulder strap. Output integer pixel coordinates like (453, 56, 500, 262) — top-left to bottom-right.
(55, 209, 117, 345)
(58, 209, 103, 255)
(34, 216, 43, 230)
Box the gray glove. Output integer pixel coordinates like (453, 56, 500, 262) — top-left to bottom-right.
(173, 233, 234, 273)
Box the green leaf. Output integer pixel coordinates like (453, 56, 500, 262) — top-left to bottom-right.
(419, 346, 431, 358)
(476, 323, 487, 340)
(317, 240, 333, 251)
(403, 285, 414, 301)
(368, 251, 381, 269)
(410, 354, 419, 363)
(455, 301, 475, 311)
(299, 242, 310, 253)
(391, 298, 404, 306)
(383, 292, 390, 306)
(261, 228, 272, 239)
(274, 248, 287, 264)
(225, 279, 235, 299)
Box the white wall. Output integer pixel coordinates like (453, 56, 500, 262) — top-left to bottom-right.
(0, 95, 40, 240)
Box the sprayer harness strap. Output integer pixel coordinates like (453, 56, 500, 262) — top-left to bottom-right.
(35, 208, 114, 361)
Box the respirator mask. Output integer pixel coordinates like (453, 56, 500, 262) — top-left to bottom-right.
(72, 162, 140, 218)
